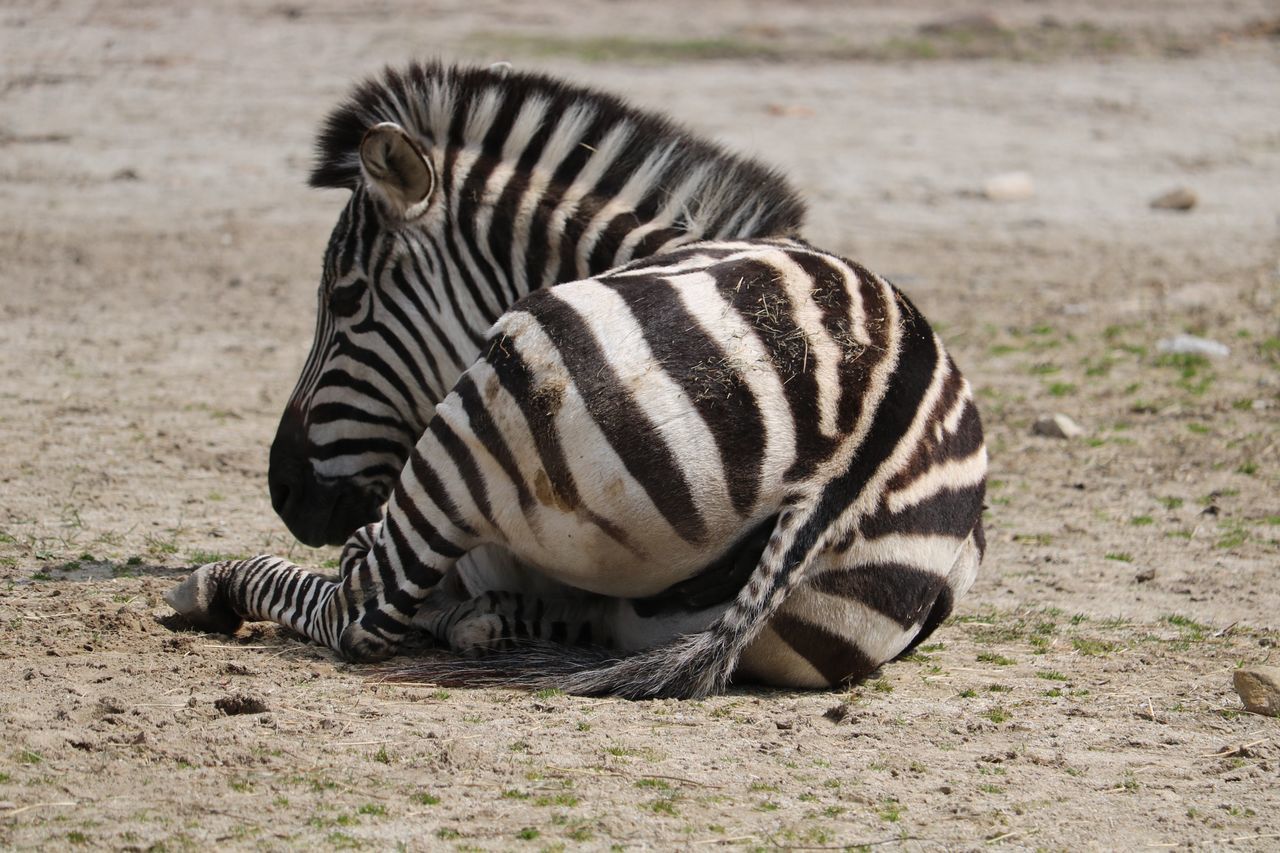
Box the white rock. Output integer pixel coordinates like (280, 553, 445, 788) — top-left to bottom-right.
(983, 171, 1035, 202)
(1233, 666, 1280, 717)
(1032, 413, 1085, 439)
(1156, 334, 1229, 358)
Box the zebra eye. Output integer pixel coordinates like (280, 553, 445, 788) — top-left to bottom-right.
(327, 280, 365, 318)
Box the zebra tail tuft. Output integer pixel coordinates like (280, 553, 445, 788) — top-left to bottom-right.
(372, 643, 619, 690)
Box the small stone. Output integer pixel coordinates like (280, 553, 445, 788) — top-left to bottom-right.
(1233, 667, 1280, 717)
(1150, 187, 1197, 211)
(1135, 567, 1156, 583)
(983, 171, 1035, 202)
(1032, 413, 1085, 439)
(1156, 334, 1229, 358)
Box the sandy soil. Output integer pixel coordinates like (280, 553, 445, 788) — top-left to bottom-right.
(2, 1, 1278, 849)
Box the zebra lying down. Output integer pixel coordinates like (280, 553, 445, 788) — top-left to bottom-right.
(168, 239, 986, 698)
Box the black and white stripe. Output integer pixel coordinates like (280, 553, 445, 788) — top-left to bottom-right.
(268, 62, 805, 547)
(170, 240, 986, 697)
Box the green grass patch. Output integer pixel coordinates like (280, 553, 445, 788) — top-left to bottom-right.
(1217, 527, 1248, 549)
(1154, 352, 1209, 377)
(878, 799, 904, 822)
(983, 707, 1010, 724)
(1071, 637, 1117, 656)
(647, 796, 679, 816)
(976, 652, 1016, 666)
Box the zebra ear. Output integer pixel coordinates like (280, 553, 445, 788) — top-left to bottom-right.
(359, 122, 436, 218)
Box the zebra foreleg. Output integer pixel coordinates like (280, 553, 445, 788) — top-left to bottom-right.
(165, 548, 443, 662)
(338, 522, 381, 582)
(165, 556, 352, 651)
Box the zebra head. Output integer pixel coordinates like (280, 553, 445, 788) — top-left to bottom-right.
(270, 124, 443, 546)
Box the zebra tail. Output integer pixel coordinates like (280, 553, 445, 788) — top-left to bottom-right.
(380, 502, 828, 699)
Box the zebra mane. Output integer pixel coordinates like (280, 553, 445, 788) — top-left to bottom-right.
(310, 60, 805, 238)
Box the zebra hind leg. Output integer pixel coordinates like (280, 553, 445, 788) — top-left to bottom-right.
(418, 589, 612, 657)
(549, 500, 832, 699)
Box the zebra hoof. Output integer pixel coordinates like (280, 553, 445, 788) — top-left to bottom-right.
(448, 613, 509, 657)
(164, 563, 243, 635)
(338, 622, 397, 663)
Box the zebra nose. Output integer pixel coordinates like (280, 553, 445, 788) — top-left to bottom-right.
(268, 412, 305, 513)
(268, 410, 329, 545)
(268, 469, 293, 516)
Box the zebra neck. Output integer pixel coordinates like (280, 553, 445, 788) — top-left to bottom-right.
(435, 144, 790, 310)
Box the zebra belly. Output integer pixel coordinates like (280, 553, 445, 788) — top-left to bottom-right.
(487, 499, 761, 599)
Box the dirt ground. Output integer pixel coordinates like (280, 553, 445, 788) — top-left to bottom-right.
(2, 1, 1279, 849)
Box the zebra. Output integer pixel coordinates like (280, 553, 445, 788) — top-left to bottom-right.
(267, 61, 804, 548)
(167, 238, 987, 698)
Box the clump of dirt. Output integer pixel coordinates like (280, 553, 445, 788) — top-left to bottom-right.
(213, 694, 270, 716)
